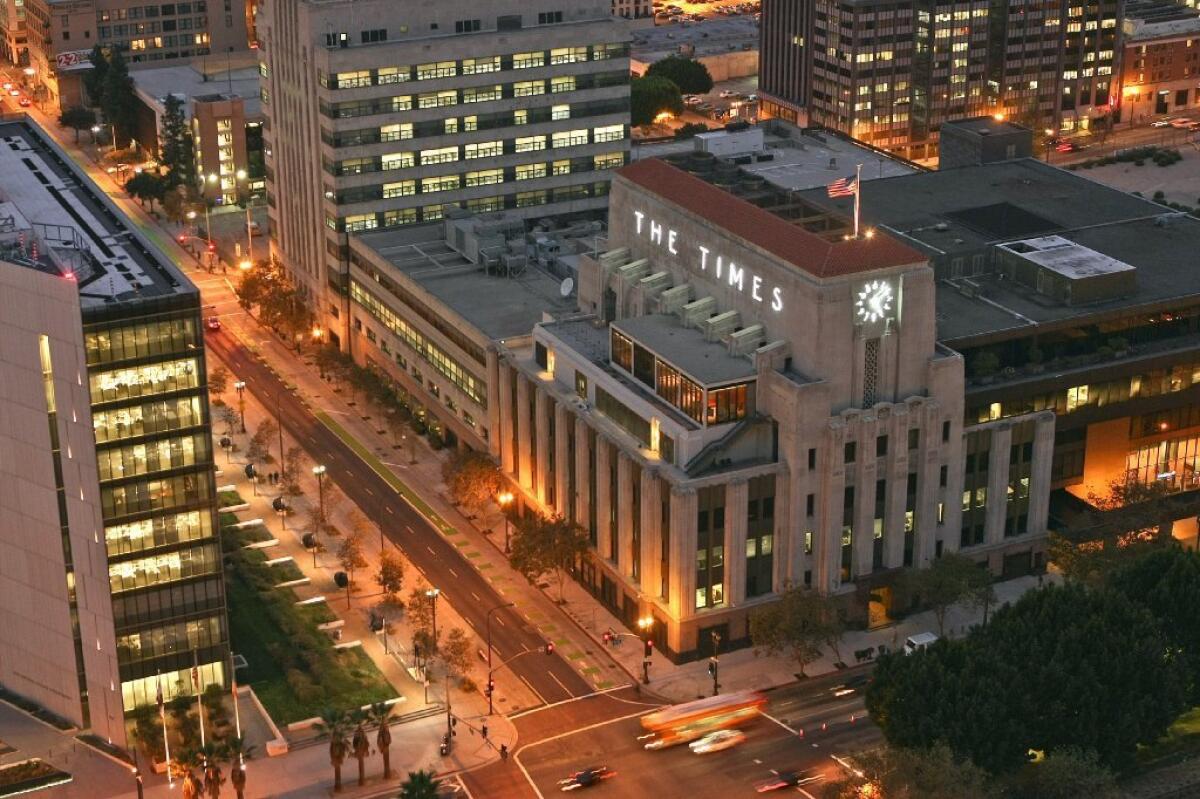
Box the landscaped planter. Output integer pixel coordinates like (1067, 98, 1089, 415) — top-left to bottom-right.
(0, 760, 72, 797)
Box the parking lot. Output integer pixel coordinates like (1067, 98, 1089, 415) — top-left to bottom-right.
(653, 0, 760, 24)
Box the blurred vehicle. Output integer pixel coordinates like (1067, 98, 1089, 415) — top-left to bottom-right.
(1, 82, 10, 90)
(558, 766, 616, 791)
(1151, 118, 1175, 128)
(1055, 140, 1088, 153)
(831, 674, 871, 697)
(689, 729, 745, 754)
(754, 770, 820, 793)
(719, 89, 737, 98)
(206, 316, 222, 331)
(904, 632, 938, 654)
(641, 690, 766, 750)
(18, 97, 30, 107)
(8, 88, 19, 97)
(1170, 118, 1193, 129)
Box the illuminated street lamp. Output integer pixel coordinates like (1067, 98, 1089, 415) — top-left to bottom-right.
(234, 380, 247, 433)
(238, 259, 252, 271)
(236, 168, 253, 260)
(637, 616, 655, 684)
(497, 491, 514, 553)
(425, 587, 441, 646)
(313, 464, 327, 543)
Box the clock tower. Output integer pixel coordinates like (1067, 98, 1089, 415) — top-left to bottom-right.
(851, 276, 901, 409)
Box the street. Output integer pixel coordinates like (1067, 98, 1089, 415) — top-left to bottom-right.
(202, 327, 596, 707)
(464, 672, 881, 798)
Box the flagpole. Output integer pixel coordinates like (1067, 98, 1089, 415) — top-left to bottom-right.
(230, 654, 243, 766)
(157, 672, 173, 788)
(853, 163, 863, 239)
(193, 650, 206, 748)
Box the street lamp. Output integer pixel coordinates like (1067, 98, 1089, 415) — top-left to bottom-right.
(637, 616, 654, 684)
(233, 380, 247, 433)
(485, 601, 515, 716)
(236, 168, 254, 261)
(425, 587, 440, 646)
(1043, 128, 1055, 163)
(497, 491, 514, 554)
(313, 464, 327, 536)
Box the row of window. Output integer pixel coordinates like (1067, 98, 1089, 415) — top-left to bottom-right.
(323, 44, 628, 89)
(109, 542, 220, 594)
(93, 396, 205, 445)
(323, 71, 629, 119)
(116, 614, 224, 667)
(101, 470, 214, 521)
(96, 432, 211, 483)
(90, 357, 201, 406)
(85, 317, 198, 367)
(98, 2, 205, 22)
(105, 509, 213, 558)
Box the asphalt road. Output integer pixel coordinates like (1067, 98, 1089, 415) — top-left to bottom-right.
(464, 672, 882, 798)
(203, 329, 595, 707)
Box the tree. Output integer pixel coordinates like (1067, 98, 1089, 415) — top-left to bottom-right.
(901, 552, 991, 636)
(749, 585, 838, 677)
(368, 702, 396, 779)
(350, 714, 371, 786)
(201, 741, 225, 799)
(280, 445, 304, 496)
(440, 627, 472, 679)
(376, 549, 405, 602)
(820, 744, 1001, 799)
(125, 172, 166, 211)
(631, 75, 684, 127)
(82, 45, 109, 108)
(59, 106, 97, 143)
(252, 418, 279, 463)
(337, 530, 368, 586)
(208, 365, 230, 397)
(866, 583, 1187, 773)
(509, 513, 589, 601)
(218, 406, 238, 436)
(645, 56, 714, 94)
(399, 769, 440, 799)
(244, 437, 269, 471)
(406, 581, 436, 652)
(1108, 546, 1200, 702)
(1007, 748, 1120, 799)
(100, 47, 138, 145)
(224, 738, 252, 799)
(160, 93, 196, 189)
(315, 708, 350, 792)
(441, 450, 503, 514)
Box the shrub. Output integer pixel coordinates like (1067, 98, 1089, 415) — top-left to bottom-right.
(1154, 190, 1166, 201)
(1135, 160, 1145, 166)
(286, 669, 325, 704)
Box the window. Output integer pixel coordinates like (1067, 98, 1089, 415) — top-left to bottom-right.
(908, 428, 919, 450)
(465, 141, 503, 159)
(462, 56, 499, 74)
(420, 146, 458, 165)
(551, 159, 571, 175)
(877, 435, 888, 457)
(377, 67, 409, 85)
(845, 441, 856, 463)
(551, 104, 571, 120)
(454, 18, 481, 33)
(515, 135, 546, 152)
(575, 371, 588, 399)
(462, 85, 502, 103)
(514, 109, 528, 125)
(382, 180, 415, 198)
(417, 90, 456, 108)
(593, 123, 624, 143)
(360, 27, 387, 43)
(514, 80, 545, 97)
(550, 75, 576, 92)
(344, 213, 378, 232)
(417, 61, 457, 80)
(593, 152, 624, 170)
(465, 168, 503, 187)
(515, 163, 547, 180)
(421, 175, 461, 193)
(512, 51, 544, 69)
(550, 46, 588, 64)
(552, 128, 588, 148)
(538, 10, 564, 24)
(381, 152, 414, 170)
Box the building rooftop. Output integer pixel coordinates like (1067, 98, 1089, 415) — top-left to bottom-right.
(131, 62, 263, 119)
(0, 120, 193, 308)
(1125, 0, 1200, 27)
(616, 157, 926, 279)
(941, 116, 1032, 137)
(999, 235, 1136, 280)
(614, 314, 757, 384)
(1126, 12, 1200, 39)
(631, 15, 759, 62)
(355, 224, 578, 342)
(794, 158, 1165, 257)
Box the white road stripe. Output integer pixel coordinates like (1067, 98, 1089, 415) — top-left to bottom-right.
(470, 592, 481, 602)
(448, 568, 458, 578)
(548, 671, 571, 698)
(426, 546, 436, 555)
(386, 506, 394, 515)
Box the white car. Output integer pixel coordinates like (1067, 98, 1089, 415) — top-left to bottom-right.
(719, 89, 737, 98)
(689, 729, 746, 754)
(1151, 118, 1175, 128)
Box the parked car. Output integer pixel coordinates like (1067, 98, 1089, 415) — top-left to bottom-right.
(904, 632, 939, 654)
(206, 316, 222, 331)
(1151, 118, 1176, 128)
(17, 97, 30, 107)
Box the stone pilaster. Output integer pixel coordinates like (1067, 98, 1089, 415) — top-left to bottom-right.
(617, 452, 635, 579)
(725, 479, 749, 606)
(554, 403, 571, 518)
(985, 423, 1013, 546)
(534, 389, 551, 505)
(498, 363, 514, 476)
(515, 374, 533, 493)
(595, 437, 613, 564)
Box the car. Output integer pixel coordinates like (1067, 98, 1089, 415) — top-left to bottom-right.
(1, 82, 9, 90)
(689, 729, 746, 754)
(1170, 118, 1194, 129)
(558, 766, 616, 791)
(1151, 118, 1176, 128)
(755, 770, 820, 793)
(17, 97, 30, 107)
(206, 316, 222, 331)
(8, 89, 18, 97)
(719, 89, 737, 98)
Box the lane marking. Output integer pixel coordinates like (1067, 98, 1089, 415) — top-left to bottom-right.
(508, 684, 649, 720)
(495, 616, 506, 627)
(519, 676, 548, 706)
(762, 711, 800, 736)
(548, 671, 571, 698)
(426, 546, 437, 555)
(386, 506, 394, 515)
(406, 526, 415, 534)
(448, 568, 458, 578)
(470, 592, 481, 602)
(364, 486, 374, 496)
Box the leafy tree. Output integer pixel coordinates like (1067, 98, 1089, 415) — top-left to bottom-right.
(59, 106, 97, 143)
(337, 530, 368, 586)
(645, 56, 714, 94)
(315, 708, 349, 793)
(160, 93, 196, 189)
(749, 584, 838, 677)
(509, 513, 589, 601)
(163, 184, 197, 226)
(1007, 747, 1120, 799)
(376, 549, 405, 601)
(82, 46, 110, 108)
(866, 582, 1186, 773)
(224, 737, 252, 799)
(280, 445, 304, 496)
(208, 365, 230, 397)
(675, 121, 710, 140)
(399, 769, 440, 799)
(820, 744, 1001, 799)
(125, 172, 166, 211)
(100, 47, 138, 145)
(252, 418, 279, 463)
(1108, 546, 1200, 701)
(441, 450, 503, 514)
(218, 406, 238, 436)
(244, 437, 269, 471)
(631, 75, 684, 127)
(440, 627, 472, 679)
(406, 581, 436, 651)
(901, 552, 992, 636)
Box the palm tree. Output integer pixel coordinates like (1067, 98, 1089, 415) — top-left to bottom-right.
(200, 741, 225, 798)
(224, 737, 253, 799)
(369, 702, 396, 779)
(350, 711, 372, 786)
(400, 769, 440, 799)
(172, 747, 203, 799)
(316, 708, 350, 792)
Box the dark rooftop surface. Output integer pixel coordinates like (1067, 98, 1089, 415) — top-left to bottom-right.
(614, 314, 757, 384)
(941, 116, 1033, 137)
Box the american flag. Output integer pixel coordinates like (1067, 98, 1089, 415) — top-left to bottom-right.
(827, 175, 858, 198)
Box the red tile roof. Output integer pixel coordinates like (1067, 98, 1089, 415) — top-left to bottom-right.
(615, 158, 926, 279)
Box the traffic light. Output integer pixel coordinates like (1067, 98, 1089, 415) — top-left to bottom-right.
(708, 659, 716, 677)
(486, 678, 495, 697)
(544, 641, 555, 655)
(644, 638, 653, 658)
(207, 242, 217, 252)
(603, 630, 613, 646)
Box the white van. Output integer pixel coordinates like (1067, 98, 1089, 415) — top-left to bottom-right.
(904, 632, 939, 655)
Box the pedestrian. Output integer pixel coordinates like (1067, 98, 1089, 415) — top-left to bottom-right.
(500, 744, 508, 761)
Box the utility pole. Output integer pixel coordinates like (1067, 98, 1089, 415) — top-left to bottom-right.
(486, 602, 514, 715)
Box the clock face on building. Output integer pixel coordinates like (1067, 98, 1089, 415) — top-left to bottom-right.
(855, 280, 894, 324)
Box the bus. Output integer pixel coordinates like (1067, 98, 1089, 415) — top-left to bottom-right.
(640, 691, 767, 750)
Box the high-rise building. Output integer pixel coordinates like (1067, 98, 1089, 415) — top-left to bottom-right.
(0, 0, 29, 66)
(1118, 8, 1200, 122)
(258, 0, 631, 348)
(23, 0, 250, 111)
(760, 0, 1120, 160)
(0, 119, 229, 721)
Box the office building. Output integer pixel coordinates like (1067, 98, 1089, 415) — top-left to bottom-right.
(0, 0, 28, 65)
(0, 119, 229, 715)
(1118, 11, 1200, 121)
(612, 0, 653, 26)
(23, 0, 250, 111)
(759, 0, 1120, 160)
(258, 0, 631, 347)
